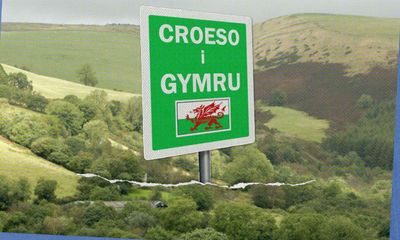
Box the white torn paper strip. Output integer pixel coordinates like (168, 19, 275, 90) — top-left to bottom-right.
(78, 173, 316, 189)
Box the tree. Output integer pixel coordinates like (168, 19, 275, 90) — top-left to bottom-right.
(82, 202, 116, 226)
(109, 100, 122, 116)
(179, 185, 215, 211)
(83, 120, 109, 145)
(48, 151, 70, 166)
(34, 179, 57, 202)
(319, 216, 363, 240)
(274, 214, 325, 240)
(65, 136, 87, 155)
(124, 97, 143, 132)
(268, 90, 287, 106)
(68, 152, 94, 173)
(12, 178, 31, 202)
(160, 198, 203, 233)
(77, 64, 98, 86)
(42, 216, 74, 235)
(46, 100, 84, 135)
(211, 202, 277, 240)
(357, 94, 373, 110)
(223, 145, 274, 185)
(0, 64, 8, 85)
(180, 228, 229, 240)
(0, 176, 12, 210)
(145, 226, 175, 240)
(31, 137, 66, 158)
(125, 211, 157, 231)
(251, 185, 285, 209)
(8, 72, 32, 91)
(25, 93, 49, 112)
(7, 115, 51, 147)
(90, 186, 120, 201)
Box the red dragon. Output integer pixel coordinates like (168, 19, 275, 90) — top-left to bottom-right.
(186, 102, 226, 131)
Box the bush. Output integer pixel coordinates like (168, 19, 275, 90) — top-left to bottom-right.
(48, 151, 70, 166)
(319, 216, 363, 240)
(46, 100, 84, 135)
(211, 202, 276, 240)
(25, 93, 49, 112)
(65, 136, 86, 155)
(223, 145, 274, 184)
(31, 137, 66, 158)
(160, 198, 203, 233)
(251, 185, 285, 209)
(179, 185, 214, 211)
(7, 115, 51, 147)
(89, 186, 120, 201)
(268, 90, 287, 106)
(34, 179, 57, 202)
(77, 64, 98, 87)
(179, 228, 229, 240)
(82, 202, 116, 226)
(145, 226, 175, 240)
(274, 214, 326, 240)
(8, 72, 32, 91)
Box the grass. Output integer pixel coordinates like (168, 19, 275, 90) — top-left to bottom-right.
(0, 136, 79, 198)
(264, 106, 329, 143)
(253, 14, 400, 75)
(0, 29, 141, 93)
(0, 100, 79, 197)
(2, 64, 139, 101)
(126, 189, 171, 201)
(299, 14, 400, 41)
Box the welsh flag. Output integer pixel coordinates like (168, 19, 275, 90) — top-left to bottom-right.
(176, 99, 230, 137)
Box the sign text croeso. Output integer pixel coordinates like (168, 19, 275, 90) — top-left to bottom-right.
(159, 24, 240, 46)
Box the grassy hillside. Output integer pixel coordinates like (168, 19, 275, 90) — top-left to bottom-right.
(0, 136, 79, 198)
(264, 106, 329, 143)
(0, 100, 79, 197)
(0, 23, 141, 93)
(2, 64, 139, 101)
(254, 13, 399, 75)
(254, 14, 399, 126)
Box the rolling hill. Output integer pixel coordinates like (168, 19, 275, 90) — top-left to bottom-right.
(0, 135, 79, 198)
(2, 15, 399, 127)
(0, 100, 79, 197)
(253, 14, 400, 127)
(0, 23, 141, 93)
(2, 64, 139, 101)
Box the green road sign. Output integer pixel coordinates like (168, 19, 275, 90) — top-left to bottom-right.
(141, 6, 254, 160)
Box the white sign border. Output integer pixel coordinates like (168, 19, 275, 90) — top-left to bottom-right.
(140, 6, 255, 160)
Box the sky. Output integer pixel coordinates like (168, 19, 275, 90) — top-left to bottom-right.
(2, 0, 400, 25)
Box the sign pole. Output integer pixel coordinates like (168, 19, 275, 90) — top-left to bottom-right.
(199, 151, 211, 183)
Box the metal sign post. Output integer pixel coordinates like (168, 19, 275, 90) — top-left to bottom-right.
(199, 151, 211, 183)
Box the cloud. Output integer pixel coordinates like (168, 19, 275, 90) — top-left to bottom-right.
(3, 0, 400, 25)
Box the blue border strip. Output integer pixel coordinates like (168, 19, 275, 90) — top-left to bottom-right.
(0, 233, 138, 240)
(390, 41, 400, 239)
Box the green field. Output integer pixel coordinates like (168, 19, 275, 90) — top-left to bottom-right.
(300, 13, 400, 41)
(0, 28, 141, 93)
(0, 136, 79, 198)
(264, 106, 329, 143)
(2, 64, 139, 101)
(253, 14, 400, 75)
